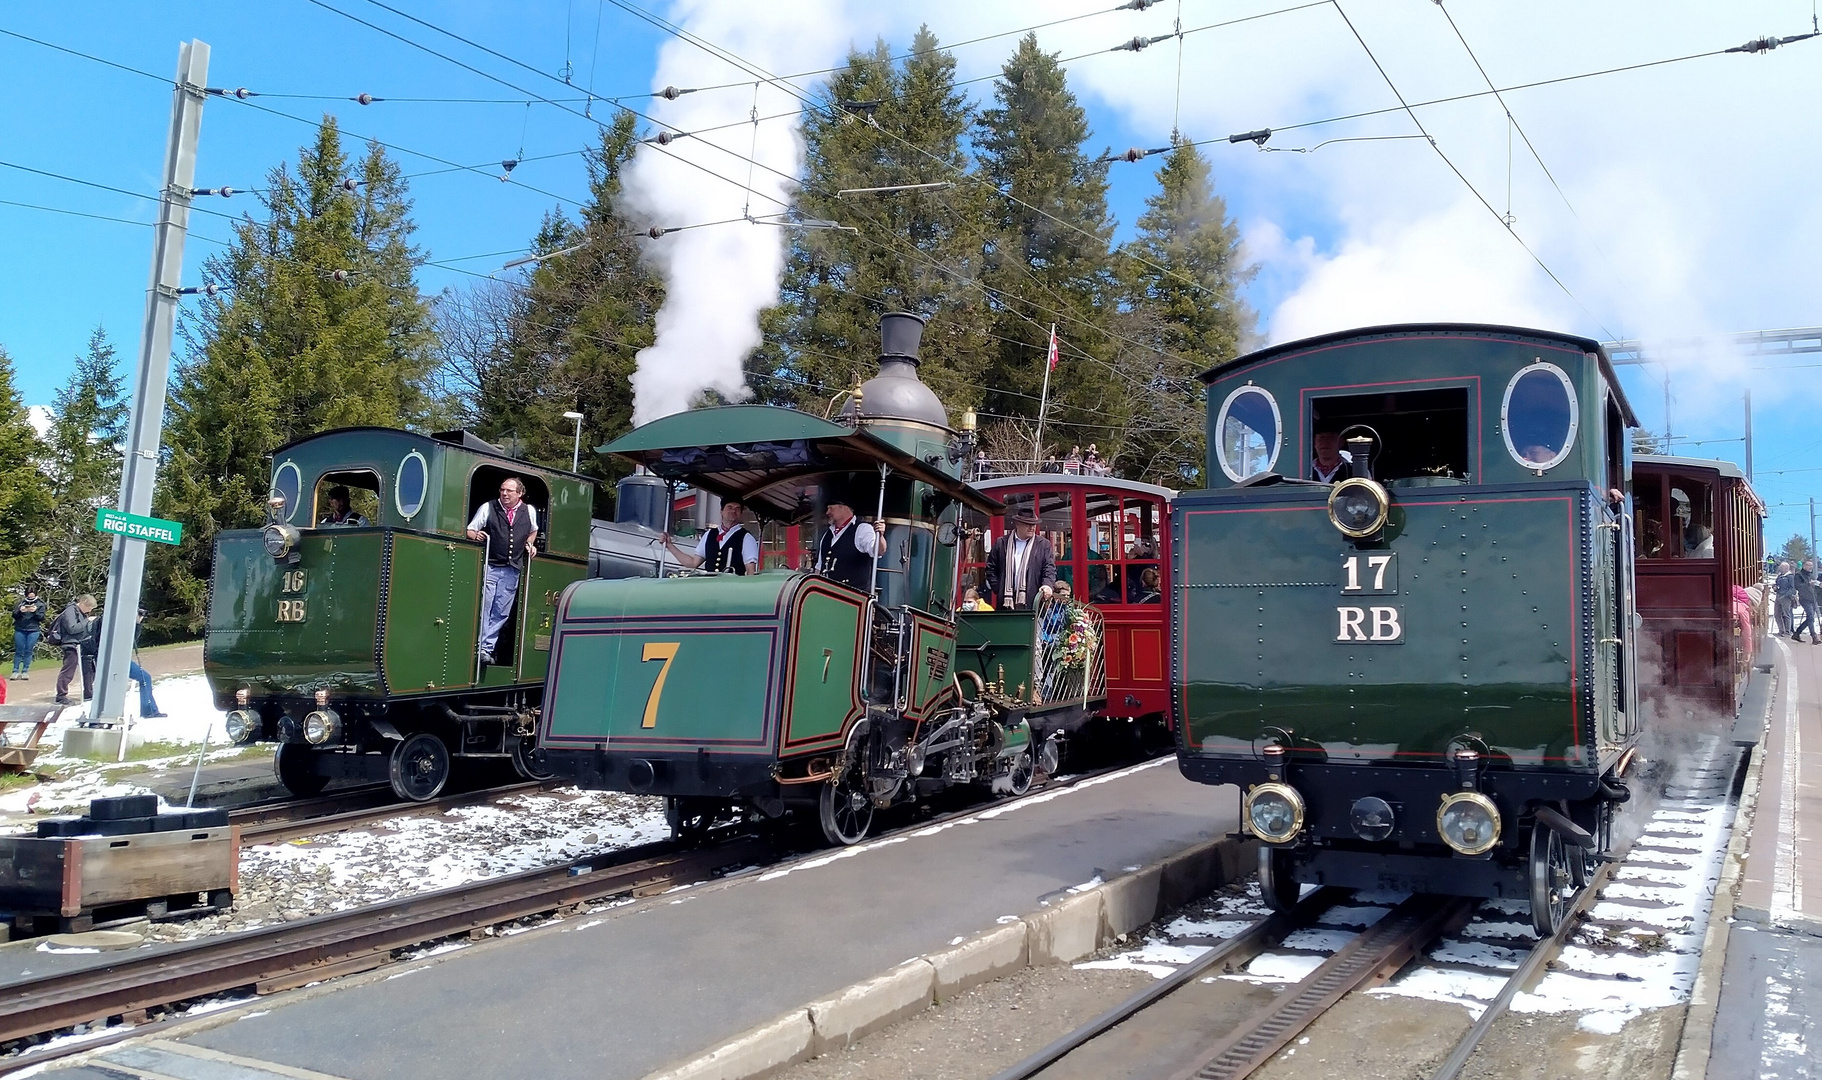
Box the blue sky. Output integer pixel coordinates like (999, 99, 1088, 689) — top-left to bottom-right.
(3, 1, 1820, 543)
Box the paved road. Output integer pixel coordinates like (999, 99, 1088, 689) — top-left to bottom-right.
(41, 759, 1238, 1080)
(6, 641, 203, 705)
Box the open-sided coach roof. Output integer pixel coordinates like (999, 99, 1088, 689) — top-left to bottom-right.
(597, 404, 1004, 523)
(1199, 322, 1640, 428)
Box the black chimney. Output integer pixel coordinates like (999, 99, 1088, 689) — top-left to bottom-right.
(880, 312, 926, 366)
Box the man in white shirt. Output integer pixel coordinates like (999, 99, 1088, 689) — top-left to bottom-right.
(466, 478, 539, 665)
(666, 498, 761, 575)
(815, 493, 885, 593)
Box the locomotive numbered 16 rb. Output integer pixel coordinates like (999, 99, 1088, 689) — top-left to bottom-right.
(1173, 323, 1642, 935)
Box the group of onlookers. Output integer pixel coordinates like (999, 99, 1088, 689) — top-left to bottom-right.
(8, 586, 164, 715)
(1039, 445, 1111, 477)
(1773, 560, 1821, 643)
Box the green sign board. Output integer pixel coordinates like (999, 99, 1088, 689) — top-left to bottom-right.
(94, 508, 184, 546)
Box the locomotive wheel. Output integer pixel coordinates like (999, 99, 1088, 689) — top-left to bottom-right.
(510, 736, 555, 781)
(666, 797, 715, 841)
(389, 733, 452, 802)
(1258, 846, 1301, 912)
(274, 744, 330, 797)
(1529, 824, 1577, 936)
(993, 750, 1035, 798)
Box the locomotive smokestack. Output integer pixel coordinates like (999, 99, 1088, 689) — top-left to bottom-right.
(879, 311, 925, 368)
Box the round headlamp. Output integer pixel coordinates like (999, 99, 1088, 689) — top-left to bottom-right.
(1350, 796, 1396, 842)
(224, 708, 260, 744)
(1437, 791, 1502, 856)
(1243, 782, 1306, 844)
(303, 708, 341, 746)
(1327, 478, 1390, 539)
(263, 522, 300, 559)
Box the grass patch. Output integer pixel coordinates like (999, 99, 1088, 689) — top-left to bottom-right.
(0, 771, 39, 791)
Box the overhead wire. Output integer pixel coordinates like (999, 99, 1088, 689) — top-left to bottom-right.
(1325, 0, 1619, 341)
(0, 196, 230, 246)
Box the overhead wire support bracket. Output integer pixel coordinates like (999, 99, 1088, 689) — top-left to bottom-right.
(1727, 31, 1820, 53)
(1111, 33, 1178, 52)
(1228, 128, 1273, 146)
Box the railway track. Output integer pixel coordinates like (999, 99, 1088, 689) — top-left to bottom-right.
(991, 858, 1619, 1080)
(229, 780, 551, 846)
(0, 756, 1164, 1072)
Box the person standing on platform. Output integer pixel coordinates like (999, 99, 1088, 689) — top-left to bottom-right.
(50, 593, 95, 706)
(665, 498, 760, 575)
(1775, 561, 1796, 638)
(466, 477, 539, 666)
(1799, 562, 1820, 644)
(11, 586, 44, 680)
(984, 508, 1057, 611)
(814, 492, 884, 593)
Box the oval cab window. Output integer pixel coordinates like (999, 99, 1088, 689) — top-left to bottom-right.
(271, 462, 302, 524)
(1214, 385, 1281, 483)
(396, 451, 428, 519)
(1501, 362, 1578, 471)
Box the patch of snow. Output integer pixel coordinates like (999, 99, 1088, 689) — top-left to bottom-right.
(1077, 941, 1211, 979)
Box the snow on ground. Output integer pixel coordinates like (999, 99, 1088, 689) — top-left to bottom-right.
(140, 788, 669, 943)
(1077, 735, 1738, 1036)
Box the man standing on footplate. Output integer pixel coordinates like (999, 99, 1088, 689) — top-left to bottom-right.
(665, 497, 760, 575)
(466, 477, 538, 665)
(815, 492, 884, 593)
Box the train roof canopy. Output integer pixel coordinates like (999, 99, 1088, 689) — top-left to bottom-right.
(1203, 322, 1640, 428)
(598, 404, 1002, 521)
(1632, 454, 1749, 481)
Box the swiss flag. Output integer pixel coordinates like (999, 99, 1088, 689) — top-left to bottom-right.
(1046, 324, 1060, 371)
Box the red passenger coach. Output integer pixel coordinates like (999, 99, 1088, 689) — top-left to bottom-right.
(960, 475, 1177, 725)
(1632, 454, 1766, 721)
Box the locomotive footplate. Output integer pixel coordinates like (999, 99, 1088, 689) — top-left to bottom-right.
(541, 746, 777, 802)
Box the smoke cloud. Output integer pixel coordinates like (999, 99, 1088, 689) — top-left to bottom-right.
(622, 0, 851, 425)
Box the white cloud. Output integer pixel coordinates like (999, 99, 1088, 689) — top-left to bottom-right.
(28, 405, 51, 438)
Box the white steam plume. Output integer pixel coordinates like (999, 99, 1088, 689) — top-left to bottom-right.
(622, 0, 851, 425)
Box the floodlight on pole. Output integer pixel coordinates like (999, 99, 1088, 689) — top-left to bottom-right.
(563, 411, 584, 472)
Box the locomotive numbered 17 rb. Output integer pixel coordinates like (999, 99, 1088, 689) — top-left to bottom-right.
(1173, 323, 1642, 935)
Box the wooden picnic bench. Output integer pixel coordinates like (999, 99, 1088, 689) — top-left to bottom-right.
(0, 703, 61, 772)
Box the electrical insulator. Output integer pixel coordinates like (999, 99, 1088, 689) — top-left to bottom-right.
(217, 186, 235, 198)
(648, 225, 667, 239)
(233, 87, 251, 99)
(356, 93, 375, 105)
(660, 85, 682, 100)
(331, 269, 350, 282)
(341, 178, 358, 192)
(655, 131, 675, 145)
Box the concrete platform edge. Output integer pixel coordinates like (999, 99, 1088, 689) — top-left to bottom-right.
(640, 834, 1251, 1080)
(1670, 686, 1772, 1080)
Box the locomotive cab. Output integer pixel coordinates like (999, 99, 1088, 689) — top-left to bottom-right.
(1174, 324, 1643, 934)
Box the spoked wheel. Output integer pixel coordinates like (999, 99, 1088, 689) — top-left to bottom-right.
(510, 736, 554, 781)
(992, 750, 1035, 798)
(818, 728, 874, 847)
(1529, 824, 1578, 936)
(1258, 845, 1301, 912)
(274, 743, 330, 797)
(666, 797, 716, 842)
(389, 733, 452, 802)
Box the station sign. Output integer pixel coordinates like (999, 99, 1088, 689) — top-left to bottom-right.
(94, 508, 184, 546)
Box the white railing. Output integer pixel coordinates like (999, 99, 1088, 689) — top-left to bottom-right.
(1032, 596, 1107, 706)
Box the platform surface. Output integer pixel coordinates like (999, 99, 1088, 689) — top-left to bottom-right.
(38, 758, 1235, 1080)
(1709, 635, 1822, 1080)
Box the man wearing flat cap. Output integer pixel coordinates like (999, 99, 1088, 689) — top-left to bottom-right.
(815, 489, 885, 593)
(984, 507, 1056, 611)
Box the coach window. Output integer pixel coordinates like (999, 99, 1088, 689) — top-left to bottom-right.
(1502, 362, 1578, 472)
(1667, 477, 1716, 559)
(1215, 385, 1280, 483)
(1038, 490, 1075, 590)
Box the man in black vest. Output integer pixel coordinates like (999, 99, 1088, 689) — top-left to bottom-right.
(465, 477, 539, 665)
(815, 493, 883, 593)
(665, 497, 760, 575)
(984, 508, 1056, 610)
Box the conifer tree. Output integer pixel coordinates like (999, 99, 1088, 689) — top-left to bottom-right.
(41, 328, 127, 603)
(1114, 137, 1253, 484)
(480, 113, 665, 506)
(768, 28, 991, 416)
(150, 118, 435, 631)
(0, 345, 52, 592)
(972, 34, 1122, 465)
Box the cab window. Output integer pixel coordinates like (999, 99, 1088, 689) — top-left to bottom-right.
(313, 471, 380, 527)
(467, 465, 550, 546)
(1309, 387, 1471, 483)
(1636, 473, 1715, 560)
